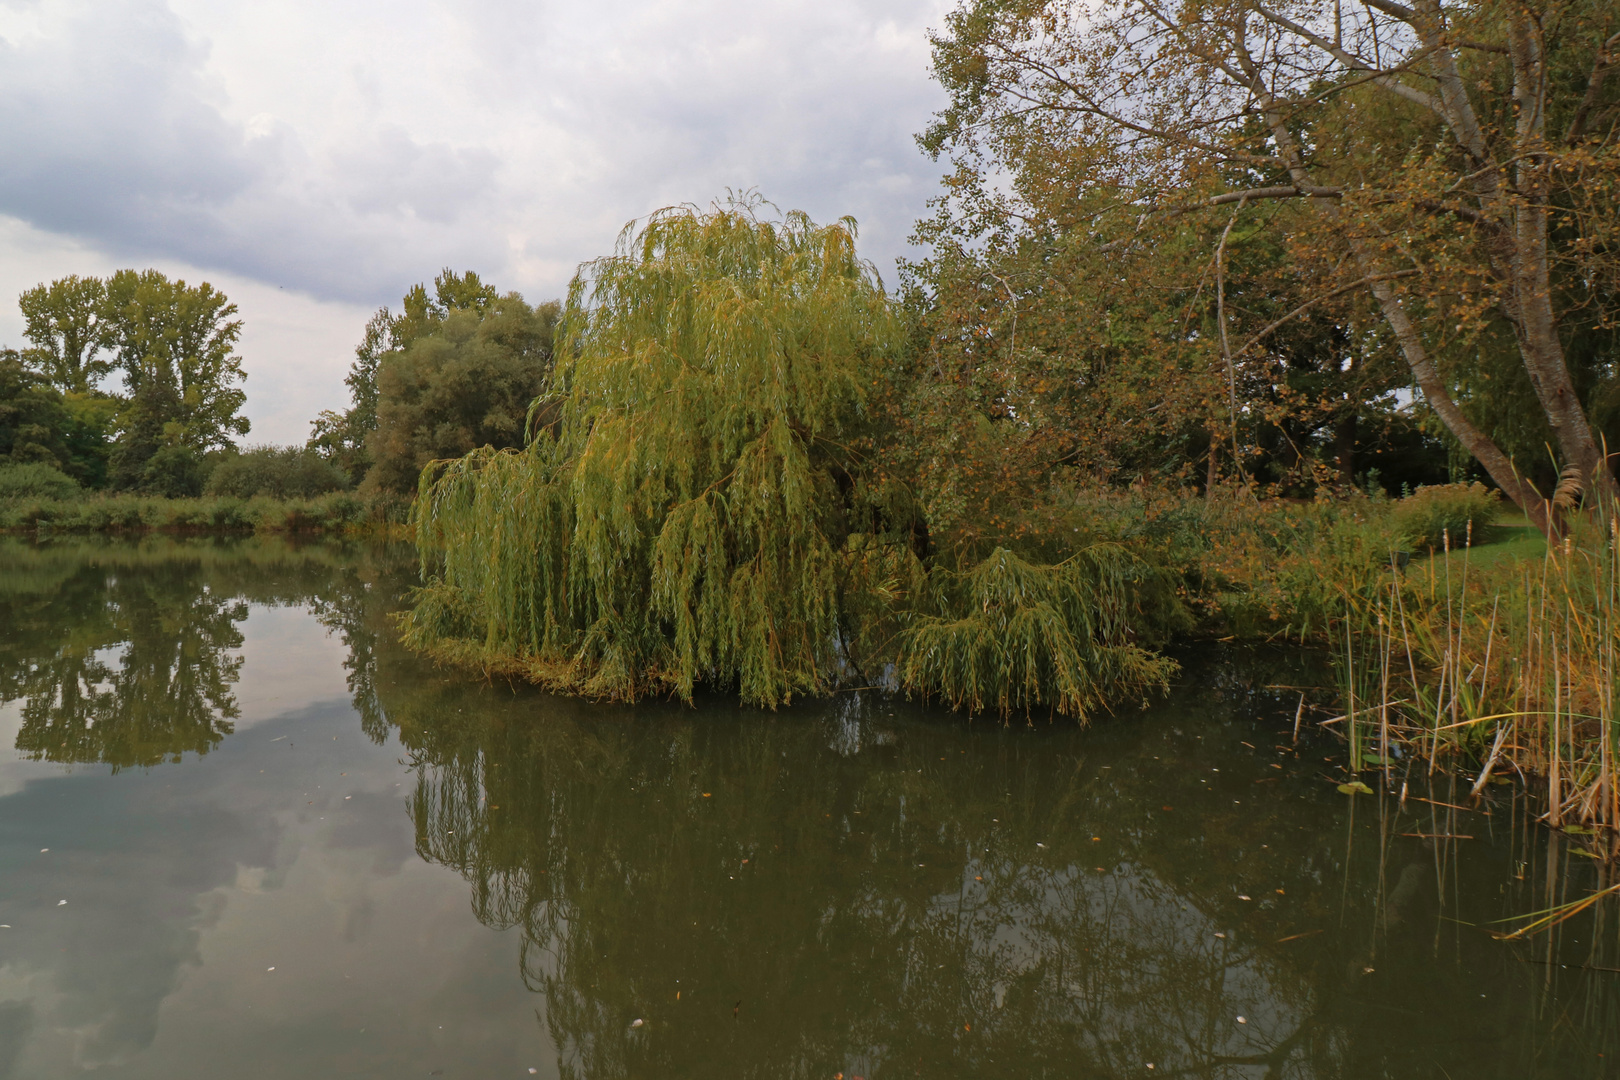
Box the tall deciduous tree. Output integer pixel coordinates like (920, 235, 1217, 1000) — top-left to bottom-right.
(17, 275, 112, 395)
(923, 0, 1620, 533)
(100, 270, 248, 491)
(359, 270, 560, 494)
(102, 269, 248, 452)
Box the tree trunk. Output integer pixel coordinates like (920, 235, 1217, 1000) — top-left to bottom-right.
(1205, 429, 1220, 498)
(1334, 409, 1357, 490)
(1502, 11, 1615, 499)
(1365, 275, 1552, 534)
(1233, 15, 1559, 536)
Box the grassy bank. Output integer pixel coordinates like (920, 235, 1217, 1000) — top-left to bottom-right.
(1329, 520, 1620, 842)
(1131, 487, 1614, 840)
(946, 482, 1620, 838)
(0, 491, 409, 537)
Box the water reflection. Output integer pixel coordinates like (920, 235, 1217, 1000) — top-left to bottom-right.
(0, 539, 398, 770)
(376, 646, 1620, 1079)
(0, 538, 1614, 1078)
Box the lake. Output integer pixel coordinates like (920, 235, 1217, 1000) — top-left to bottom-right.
(0, 537, 1614, 1078)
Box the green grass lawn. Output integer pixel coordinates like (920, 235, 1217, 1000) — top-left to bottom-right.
(1408, 513, 1547, 570)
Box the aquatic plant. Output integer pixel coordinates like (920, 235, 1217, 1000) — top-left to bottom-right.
(1327, 504, 1620, 837)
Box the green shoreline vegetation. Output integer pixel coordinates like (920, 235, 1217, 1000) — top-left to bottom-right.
(4, 1, 1619, 840)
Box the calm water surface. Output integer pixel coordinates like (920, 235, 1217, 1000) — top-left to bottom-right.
(0, 538, 1615, 1079)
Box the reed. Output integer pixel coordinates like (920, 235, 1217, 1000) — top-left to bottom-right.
(1335, 506, 1620, 837)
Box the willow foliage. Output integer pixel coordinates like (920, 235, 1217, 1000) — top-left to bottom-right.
(403, 203, 1175, 718)
(901, 546, 1177, 718)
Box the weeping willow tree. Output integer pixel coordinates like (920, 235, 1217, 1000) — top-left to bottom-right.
(401, 202, 1174, 718)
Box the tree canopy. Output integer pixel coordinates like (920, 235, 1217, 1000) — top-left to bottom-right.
(3, 269, 251, 494)
(919, 0, 1620, 530)
(19, 274, 113, 395)
(333, 270, 559, 495)
(403, 203, 1175, 716)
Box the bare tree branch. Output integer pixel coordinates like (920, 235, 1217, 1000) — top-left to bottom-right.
(1232, 270, 1421, 359)
(1248, 1, 1446, 115)
(1565, 29, 1620, 143)
(1211, 185, 1343, 205)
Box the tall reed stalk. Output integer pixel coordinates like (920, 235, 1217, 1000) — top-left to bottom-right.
(1340, 496, 1620, 840)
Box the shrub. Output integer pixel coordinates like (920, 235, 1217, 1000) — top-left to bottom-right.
(1391, 482, 1499, 552)
(206, 445, 348, 499)
(0, 462, 81, 499)
(138, 445, 210, 498)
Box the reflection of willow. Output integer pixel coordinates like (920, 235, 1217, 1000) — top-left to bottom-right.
(303, 537, 420, 744)
(397, 688, 1369, 1080)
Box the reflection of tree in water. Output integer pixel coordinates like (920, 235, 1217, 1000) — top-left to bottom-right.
(384, 649, 1620, 1080)
(0, 538, 415, 769)
(308, 576, 392, 743)
(0, 554, 242, 768)
(386, 670, 1419, 1080)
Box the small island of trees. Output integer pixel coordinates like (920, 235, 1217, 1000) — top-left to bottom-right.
(3, 0, 1619, 829)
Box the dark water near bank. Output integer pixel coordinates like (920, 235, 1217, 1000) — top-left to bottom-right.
(0, 539, 1615, 1079)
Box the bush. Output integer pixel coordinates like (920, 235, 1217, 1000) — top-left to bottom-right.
(206, 445, 348, 499)
(139, 445, 209, 498)
(0, 462, 81, 499)
(0, 490, 399, 535)
(1391, 482, 1499, 552)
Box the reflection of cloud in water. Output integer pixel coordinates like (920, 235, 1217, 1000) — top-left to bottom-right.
(0, 999, 34, 1080)
(0, 694, 546, 1078)
(928, 862, 1314, 1072)
(0, 770, 275, 1071)
(230, 605, 354, 728)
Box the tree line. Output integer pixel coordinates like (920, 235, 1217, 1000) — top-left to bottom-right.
(0, 270, 246, 494)
(4, 0, 1616, 536)
(0, 266, 559, 502)
(392, 0, 1619, 717)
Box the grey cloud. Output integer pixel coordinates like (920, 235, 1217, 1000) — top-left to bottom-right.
(0, 3, 255, 227)
(0, 0, 948, 307)
(528, 0, 947, 278)
(0, 2, 506, 303)
(336, 127, 500, 225)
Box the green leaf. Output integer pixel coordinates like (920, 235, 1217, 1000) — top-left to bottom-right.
(1337, 781, 1374, 795)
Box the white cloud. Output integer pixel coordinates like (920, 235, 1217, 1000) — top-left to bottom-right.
(0, 0, 952, 441)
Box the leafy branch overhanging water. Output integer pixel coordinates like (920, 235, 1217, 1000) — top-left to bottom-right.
(400, 204, 1175, 717)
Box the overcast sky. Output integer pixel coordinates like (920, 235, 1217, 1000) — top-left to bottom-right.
(0, 0, 951, 443)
